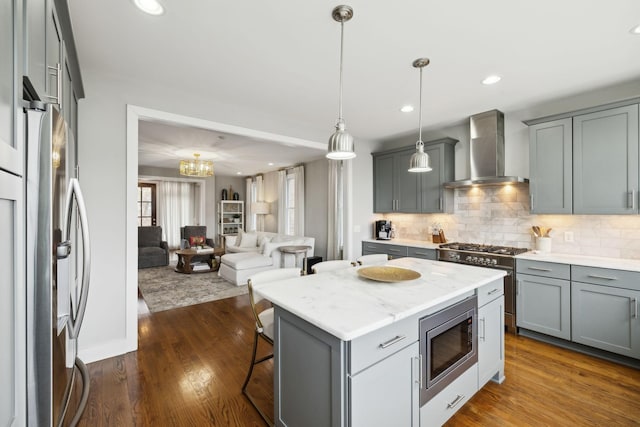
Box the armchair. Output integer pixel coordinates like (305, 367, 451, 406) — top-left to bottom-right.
(138, 226, 169, 268)
(180, 225, 216, 264)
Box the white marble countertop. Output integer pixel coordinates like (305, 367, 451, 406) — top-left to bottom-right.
(255, 258, 505, 341)
(516, 252, 640, 272)
(362, 238, 441, 249)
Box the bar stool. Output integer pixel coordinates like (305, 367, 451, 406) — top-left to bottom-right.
(311, 260, 355, 273)
(355, 253, 390, 266)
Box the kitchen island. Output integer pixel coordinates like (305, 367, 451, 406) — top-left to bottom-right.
(255, 257, 507, 427)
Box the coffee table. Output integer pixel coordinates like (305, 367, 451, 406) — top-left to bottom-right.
(175, 247, 225, 274)
(278, 245, 311, 271)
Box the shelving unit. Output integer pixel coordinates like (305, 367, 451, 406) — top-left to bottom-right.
(218, 200, 244, 237)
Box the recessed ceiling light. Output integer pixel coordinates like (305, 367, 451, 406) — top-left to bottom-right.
(400, 105, 414, 113)
(236, 172, 242, 175)
(482, 75, 502, 85)
(268, 162, 274, 166)
(133, 0, 164, 15)
(630, 24, 640, 35)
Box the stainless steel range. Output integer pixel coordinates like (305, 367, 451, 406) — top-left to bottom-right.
(437, 242, 528, 332)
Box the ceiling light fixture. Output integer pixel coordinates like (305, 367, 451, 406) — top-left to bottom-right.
(630, 24, 640, 35)
(133, 0, 164, 16)
(408, 58, 433, 173)
(482, 75, 502, 85)
(179, 153, 213, 177)
(326, 5, 356, 160)
(400, 105, 414, 113)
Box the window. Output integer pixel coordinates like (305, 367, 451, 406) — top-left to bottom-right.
(138, 183, 156, 226)
(286, 173, 295, 235)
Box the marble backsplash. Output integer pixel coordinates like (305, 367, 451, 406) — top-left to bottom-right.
(381, 184, 640, 260)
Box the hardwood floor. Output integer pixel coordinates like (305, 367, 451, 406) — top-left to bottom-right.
(78, 295, 640, 426)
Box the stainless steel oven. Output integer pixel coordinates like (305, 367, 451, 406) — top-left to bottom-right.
(437, 243, 528, 332)
(419, 296, 477, 406)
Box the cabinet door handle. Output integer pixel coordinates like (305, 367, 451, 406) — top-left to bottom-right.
(414, 355, 422, 387)
(439, 197, 443, 211)
(447, 394, 465, 409)
(587, 274, 618, 281)
(528, 266, 552, 272)
(388, 248, 401, 253)
(487, 288, 500, 295)
(516, 279, 521, 296)
(629, 191, 635, 210)
(632, 298, 638, 319)
(530, 194, 534, 211)
(378, 335, 406, 349)
(44, 63, 62, 105)
(479, 317, 486, 341)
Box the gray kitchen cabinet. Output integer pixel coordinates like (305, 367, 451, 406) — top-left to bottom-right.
(574, 104, 639, 214)
(45, 4, 62, 106)
(361, 241, 408, 259)
(516, 273, 571, 340)
(350, 342, 419, 427)
(420, 138, 456, 213)
(528, 118, 572, 214)
(373, 148, 419, 213)
(407, 246, 436, 260)
(477, 282, 505, 387)
(373, 138, 456, 214)
(571, 266, 640, 359)
(24, 0, 47, 98)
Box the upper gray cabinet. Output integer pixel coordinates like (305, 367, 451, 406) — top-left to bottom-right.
(526, 100, 639, 215)
(529, 118, 572, 214)
(573, 104, 639, 214)
(373, 138, 456, 214)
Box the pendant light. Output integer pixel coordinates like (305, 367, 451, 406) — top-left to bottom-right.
(327, 5, 356, 160)
(408, 58, 432, 172)
(179, 153, 214, 177)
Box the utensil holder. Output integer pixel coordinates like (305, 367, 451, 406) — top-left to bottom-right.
(536, 237, 551, 253)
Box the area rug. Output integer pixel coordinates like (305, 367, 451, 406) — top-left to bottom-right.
(138, 264, 248, 313)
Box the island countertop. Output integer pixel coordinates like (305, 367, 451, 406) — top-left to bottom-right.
(255, 257, 506, 341)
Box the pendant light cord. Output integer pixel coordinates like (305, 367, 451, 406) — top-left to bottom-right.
(417, 66, 423, 147)
(338, 20, 345, 125)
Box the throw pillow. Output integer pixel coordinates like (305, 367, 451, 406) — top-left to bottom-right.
(239, 232, 258, 248)
(258, 236, 272, 252)
(235, 229, 245, 247)
(189, 235, 205, 247)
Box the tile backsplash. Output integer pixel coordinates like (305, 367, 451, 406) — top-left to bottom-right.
(382, 184, 640, 260)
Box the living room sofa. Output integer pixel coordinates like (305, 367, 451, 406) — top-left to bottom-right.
(138, 226, 169, 269)
(218, 231, 315, 286)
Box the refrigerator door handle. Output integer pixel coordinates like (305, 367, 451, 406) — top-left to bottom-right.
(64, 178, 91, 340)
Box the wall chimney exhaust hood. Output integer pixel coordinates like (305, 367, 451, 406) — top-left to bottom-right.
(443, 109, 528, 188)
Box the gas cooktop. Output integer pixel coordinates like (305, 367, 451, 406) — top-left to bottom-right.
(439, 242, 528, 256)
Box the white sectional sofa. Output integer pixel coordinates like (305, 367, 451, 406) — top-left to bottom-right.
(218, 231, 315, 286)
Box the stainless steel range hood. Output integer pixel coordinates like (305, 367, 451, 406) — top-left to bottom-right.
(443, 110, 528, 188)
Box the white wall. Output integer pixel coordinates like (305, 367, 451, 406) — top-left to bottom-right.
(305, 158, 328, 259)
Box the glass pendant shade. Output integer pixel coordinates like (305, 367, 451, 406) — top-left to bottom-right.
(408, 58, 432, 173)
(179, 153, 214, 177)
(326, 5, 356, 160)
(327, 121, 355, 160)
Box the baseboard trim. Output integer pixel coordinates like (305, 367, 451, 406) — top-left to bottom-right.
(78, 337, 138, 364)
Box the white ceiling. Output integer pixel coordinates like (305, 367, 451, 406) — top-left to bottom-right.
(69, 0, 640, 176)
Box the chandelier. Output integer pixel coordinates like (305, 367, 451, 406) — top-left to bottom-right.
(179, 153, 214, 177)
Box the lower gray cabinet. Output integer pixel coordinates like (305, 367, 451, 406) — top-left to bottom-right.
(572, 282, 640, 359)
(350, 342, 419, 427)
(478, 294, 504, 387)
(407, 247, 436, 260)
(516, 274, 571, 340)
(361, 241, 408, 259)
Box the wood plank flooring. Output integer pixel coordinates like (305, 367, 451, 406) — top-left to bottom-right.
(77, 294, 640, 426)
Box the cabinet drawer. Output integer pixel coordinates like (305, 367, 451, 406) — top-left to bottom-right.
(571, 266, 640, 291)
(349, 314, 417, 375)
(516, 259, 570, 280)
(477, 279, 504, 308)
(419, 364, 478, 427)
(407, 247, 436, 260)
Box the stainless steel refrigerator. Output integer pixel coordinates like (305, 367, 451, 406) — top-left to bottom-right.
(25, 99, 91, 426)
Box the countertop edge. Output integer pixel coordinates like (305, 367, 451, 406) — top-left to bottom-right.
(516, 251, 640, 272)
(362, 238, 441, 250)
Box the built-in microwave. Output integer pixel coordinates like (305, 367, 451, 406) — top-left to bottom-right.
(418, 295, 477, 406)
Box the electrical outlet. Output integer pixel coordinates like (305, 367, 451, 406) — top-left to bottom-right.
(564, 231, 574, 242)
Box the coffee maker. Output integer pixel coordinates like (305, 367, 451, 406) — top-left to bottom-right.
(374, 220, 392, 240)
